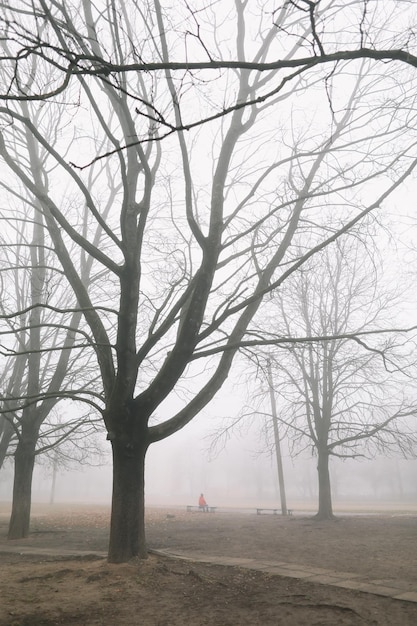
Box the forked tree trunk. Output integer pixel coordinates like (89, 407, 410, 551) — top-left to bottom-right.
(8, 438, 37, 539)
(315, 447, 335, 520)
(108, 438, 148, 563)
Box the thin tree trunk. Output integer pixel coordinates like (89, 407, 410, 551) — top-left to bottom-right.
(267, 360, 288, 515)
(8, 438, 37, 539)
(315, 447, 335, 520)
(108, 439, 148, 563)
(49, 454, 58, 505)
(0, 419, 14, 470)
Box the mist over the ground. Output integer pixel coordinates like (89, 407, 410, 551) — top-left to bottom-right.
(1, 415, 415, 512)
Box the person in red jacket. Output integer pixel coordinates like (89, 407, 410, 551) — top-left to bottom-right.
(198, 493, 208, 512)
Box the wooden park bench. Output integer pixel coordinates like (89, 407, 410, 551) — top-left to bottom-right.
(186, 505, 217, 513)
(256, 508, 293, 516)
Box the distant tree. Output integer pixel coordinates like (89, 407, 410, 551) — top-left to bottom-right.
(245, 237, 417, 519)
(1, 1, 417, 562)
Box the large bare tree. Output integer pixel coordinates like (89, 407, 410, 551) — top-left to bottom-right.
(1, 1, 417, 562)
(245, 237, 417, 519)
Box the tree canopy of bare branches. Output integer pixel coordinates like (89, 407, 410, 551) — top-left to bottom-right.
(1, 1, 417, 562)
(242, 237, 417, 519)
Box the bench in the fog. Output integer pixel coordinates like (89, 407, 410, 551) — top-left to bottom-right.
(256, 508, 293, 516)
(186, 505, 217, 513)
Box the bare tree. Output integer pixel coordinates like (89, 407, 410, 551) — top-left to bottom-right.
(246, 237, 417, 519)
(0, 197, 106, 537)
(0, 92, 113, 537)
(1, 1, 417, 562)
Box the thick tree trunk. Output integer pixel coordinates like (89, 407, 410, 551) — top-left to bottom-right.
(314, 447, 335, 520)
(108, 439, 148, 563)
(8, 438, 37, 539)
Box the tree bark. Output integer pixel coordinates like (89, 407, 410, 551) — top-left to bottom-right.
(8, 437, 37, 539)
(314, 447, 335, 520)
(108, 438, 148, 563)
(267, 360, 288, 515)
(0, 419, 15, 470)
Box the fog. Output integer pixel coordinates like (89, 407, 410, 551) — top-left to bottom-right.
(1, 403, 415, 513)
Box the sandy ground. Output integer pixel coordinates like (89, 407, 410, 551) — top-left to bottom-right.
(0, 503, 416, 625)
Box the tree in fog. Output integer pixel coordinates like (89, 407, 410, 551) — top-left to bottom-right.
(1, 1, 417, 562)
(0, 194, 105, 538)
(248, 237, 417, 519)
